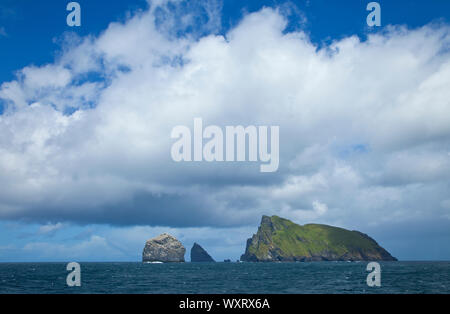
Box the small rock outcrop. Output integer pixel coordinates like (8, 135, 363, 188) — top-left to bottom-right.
(190, 243, 215, 262)
(241, 215, 397, 262)
(142, 233, 185, 263)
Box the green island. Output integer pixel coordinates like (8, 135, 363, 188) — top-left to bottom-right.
(240, 215, 397, 262)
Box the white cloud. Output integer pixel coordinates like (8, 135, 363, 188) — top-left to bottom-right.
(312, 201, 328, 216)
(0, 3, 449, 235)
(22, 65, 72, 89)
(22, 235, 126, 261)
(2, 224, 255, 262)
(38, 222, 64, 235)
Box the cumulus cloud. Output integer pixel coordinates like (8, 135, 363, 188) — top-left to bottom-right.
(0, 0, 450, 241)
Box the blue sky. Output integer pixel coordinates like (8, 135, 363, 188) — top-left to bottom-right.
(1, 0, 450, 262)
(2, 0, 449, 83)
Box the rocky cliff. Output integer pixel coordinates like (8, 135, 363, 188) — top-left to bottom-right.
(191, 243, 215, 262)
(142, 233, 186, 263)
(241, 215, 397, 262)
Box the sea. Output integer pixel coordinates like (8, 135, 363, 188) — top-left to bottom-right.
(0, 261, 449, 294)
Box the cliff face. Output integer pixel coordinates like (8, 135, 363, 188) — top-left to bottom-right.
(240, 216, 397, 262)
(142, 233, 186, 263)
(191, 243, 215, 262)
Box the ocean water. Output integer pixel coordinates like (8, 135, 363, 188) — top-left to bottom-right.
(0, 261, 449, 294)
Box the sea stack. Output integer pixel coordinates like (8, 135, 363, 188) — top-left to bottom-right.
(142, 233, 186, 263)
(241, 215, 397, 262)
(191, 243, 215, 262)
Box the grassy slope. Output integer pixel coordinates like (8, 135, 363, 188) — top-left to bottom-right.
(248, 216, 382, 259)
